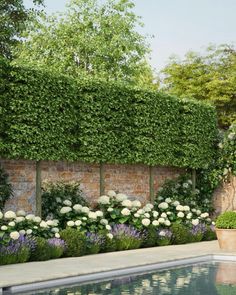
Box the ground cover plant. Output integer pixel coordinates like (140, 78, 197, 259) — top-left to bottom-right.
(0, 190, 216, 265)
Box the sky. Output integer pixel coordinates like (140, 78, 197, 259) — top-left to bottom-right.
(24, 0, 236, 71)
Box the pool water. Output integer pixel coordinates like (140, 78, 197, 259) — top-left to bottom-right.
(21, 261, 236, 295)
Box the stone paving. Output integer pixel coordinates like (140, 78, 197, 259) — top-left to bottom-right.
(0, 241, 235, 289)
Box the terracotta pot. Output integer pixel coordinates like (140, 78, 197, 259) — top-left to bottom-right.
(216, 228, 236, 251)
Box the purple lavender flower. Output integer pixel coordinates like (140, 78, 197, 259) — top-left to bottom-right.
(86, 233, 104, 246)
(157, 229, 173, 239)
(0, 235, 35, 256)
(190, 223, 207, 236)
(47, 238, 66, 250)
(111, 224, 143, 240)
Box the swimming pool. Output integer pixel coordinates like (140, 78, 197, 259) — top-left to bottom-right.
(12, 260, 236, 295)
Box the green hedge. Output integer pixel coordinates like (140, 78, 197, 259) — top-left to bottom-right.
(0, 65, 218, 168)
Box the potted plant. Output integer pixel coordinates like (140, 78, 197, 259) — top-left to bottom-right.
(215, 211, 236, 251)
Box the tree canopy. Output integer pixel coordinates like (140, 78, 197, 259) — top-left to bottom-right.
(14, 0, 157, 87)
(161, 44, 236, 128)
(0, 0, 44, 59)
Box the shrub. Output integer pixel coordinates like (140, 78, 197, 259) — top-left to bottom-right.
(111, 224, 143, 251)
(42, 180, 88, 219)
(157, 229, 173, 246)
(188, 224, 205, 243)
(30, 237, 52, 261)
(202, 225, 216, 241)
(215, 211, 236, 229)
(60, 228, 86, 257)
(85, 233, 104, 255)
(47, 238, 66, 259)
(0, 166, 13, 210)
(171, 223, 190, 244)
(142, 226, 157, 248)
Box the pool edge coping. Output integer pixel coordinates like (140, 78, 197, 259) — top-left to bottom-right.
(3, 254, 236, 294)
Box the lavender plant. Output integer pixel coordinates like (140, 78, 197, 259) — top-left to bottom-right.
(189, 223, 206, 243)
(157, 229, 173, 246)
(47, 238, 66, 259)
(85, 233, 105, 254)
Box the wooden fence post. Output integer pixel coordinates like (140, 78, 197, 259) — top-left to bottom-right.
(100, 163, 105, 195)
(36, 160, 42, 217)
(149, 166, 155, 204)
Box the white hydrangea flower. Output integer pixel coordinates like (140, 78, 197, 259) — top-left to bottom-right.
(167, 211, 172, 215)
(137, 209, 144, 215)
(116, 193, 127, 202)
(121, 208, 131, 216)
(152, 211, 159, 218)
(1, 225, 7, 231)
(228, 132, 235, 140)
(187, 213, 192, 219)
(192, 219, 199, 226)
(106, 225, 111, 230)
(98, 195, 110, 205)
(200, 212, 209, 218)
(73, 204, 83, 211)
(33, 216, 41, 223)
(183, 206, 190, 211)
(218, 142, 223, 149)
(165, 220, 171, 226)
(63, 199, 72, 206)
(81, 206, 90, 214)
(165, 198, 172, 203)
(207, 218, 211, 222)
(10, 231, 20, 240)
(67, 221, 75, 227)
(134, 213, 140, 218)
(142, 218, 151, 227)
(146, 203, 154, 210)
(19, 229, 26, 235)
(158, 217, 165, 224)
(196, 210, 201, 215)
(152, 220, 159, 226)
(26, 229, 32, 235)
(60, 207, 72, 214)
(100, 219, 108, 225)
(107, 190, 116, 197)
(95, 210, 103, 217)
(82, 217, 87, 221)
(191, 209, 197, 213)
(33, 226, 38, 229)
(132, 200, 142, 208)
(53, 219, 59, 226)
(177, 212, 184, 218)
(161, 213, 167, 218)
(144, 213, 150, 218)
(176, 205, 184, 211)
(75, 220, 82, 226)
(8, 221, 15, 227)
(183, 183, 189, 188)
(122, 199, 133, 208)
(107, 233, 113, 240)
(25, 214, 35, 221)
(15, 217, 25, 223)
(159, 230, 166, 237)
(0, 211, 3, 219)
(212, 221, 215, 226)
(158, 202, 169, 209)
(16, 210, 26, 217)
(172, 201, 180, 207)
(51, 227, 59, 233)
(46, 220, 55, 226)
(88, 212, 97, 219)
(55, 233, 60, 238)
(40, 221, 48, 228)
(4, 211, 16, 219)
(56, 197, 61, 203)
(107, 207, 114, 212)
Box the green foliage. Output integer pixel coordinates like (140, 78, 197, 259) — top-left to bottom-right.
(0, 165, 13, 210)
(171, 223, 190, 244)
(114, 235, 142, 251)
(142, 226, 157, 247)
(101, 235, 117, 253)
(1, 65, 217, 169)
(30, 237, 52, 261)
(0, 0, 44, 59)
(60, 228, 86, 257)
(42, 180, 88, 219)
(161, 44, 236, 128)
(215, 211, 236, 229)
(202, 225, 216, 241)
(0, 246, 30, 265)
(156, 173, 214, 213)
(14, 0, 156, 88)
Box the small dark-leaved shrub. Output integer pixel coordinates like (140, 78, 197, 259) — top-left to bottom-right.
(171, 223, 190, 245)
(30, 237, 52, 261)
(60, 228, 86, 257)
(42, 180, 88, 219)
(47, 238, 66, 259)
(203, 225, 216, 241)
(85, 233, 104, 255)
(0, 166, 13, 210)
(142, 226, 157, 248)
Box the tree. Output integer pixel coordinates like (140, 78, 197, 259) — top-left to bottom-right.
(14, 0, 156, 86)
(0, 0, 44, 59)
(161, 44, 236, 128)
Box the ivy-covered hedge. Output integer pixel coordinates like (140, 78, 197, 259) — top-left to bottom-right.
(0, 65, 217, 168)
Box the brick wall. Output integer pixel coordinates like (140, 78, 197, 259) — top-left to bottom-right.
(1, 159, 184, 213)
